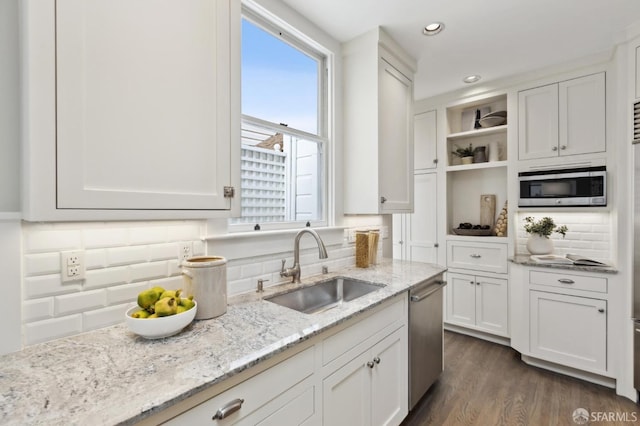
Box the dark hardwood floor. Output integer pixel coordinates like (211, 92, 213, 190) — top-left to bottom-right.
(402, 331, 639, 426)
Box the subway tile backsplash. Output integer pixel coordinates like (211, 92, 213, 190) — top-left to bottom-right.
(514, 212, 612, 262)
(20, 221, 366, 346)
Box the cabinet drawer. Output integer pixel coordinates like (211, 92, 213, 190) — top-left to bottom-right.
(322, 296, 406, 366)
(447, 240, 507, 274)
(165, 347, 315, 425)
(529, 270, 607, 293)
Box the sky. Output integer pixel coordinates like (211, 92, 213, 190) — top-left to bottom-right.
(241, 19, 319, 135)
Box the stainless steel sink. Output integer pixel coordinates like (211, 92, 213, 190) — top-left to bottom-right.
(265, 277, 385, 314)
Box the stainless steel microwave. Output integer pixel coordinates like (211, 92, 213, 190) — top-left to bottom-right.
(518, 166, 606, 207)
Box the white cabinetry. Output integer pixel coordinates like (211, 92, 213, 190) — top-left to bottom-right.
(446, 272, 509, 337)
(510, 264, 610, 377)
(445, 239, 509, 338)
(518, 72, 605, 160)
(636, 45, 640, 100)
(529, 290, 607, 372)
(414, 110, 438, 171)
(323, 328, 407, 426)
(21, 0, 240, 221)
(343, 28, 416, 214)
(393, 173, 439, 264)
(164, 347, 317, 425)
(158, 294, 408, 426)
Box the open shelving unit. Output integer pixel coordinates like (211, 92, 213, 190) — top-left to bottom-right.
(445, 94, 509, 237)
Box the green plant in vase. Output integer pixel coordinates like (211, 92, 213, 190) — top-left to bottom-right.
(523, 216, 568, 255)
(451, 143, 474, 165)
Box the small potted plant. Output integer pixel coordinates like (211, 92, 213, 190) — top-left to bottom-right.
(452, 143, 474, 165)
(523, 216, 568, 255)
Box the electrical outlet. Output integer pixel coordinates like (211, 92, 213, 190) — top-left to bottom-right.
(61, 250, 85, 283)
(178, 242, 193, 262)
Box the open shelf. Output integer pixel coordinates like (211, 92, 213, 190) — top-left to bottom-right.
(447, 125, 507, 141)
(446, 160, 508, 173)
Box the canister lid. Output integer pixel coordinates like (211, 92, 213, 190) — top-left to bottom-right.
(182, 256, 227, 267)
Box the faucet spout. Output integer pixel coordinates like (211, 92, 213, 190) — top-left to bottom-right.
(281, 228, 329, 283)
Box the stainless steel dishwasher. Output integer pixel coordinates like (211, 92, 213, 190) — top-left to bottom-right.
(409, 274, 446, 410)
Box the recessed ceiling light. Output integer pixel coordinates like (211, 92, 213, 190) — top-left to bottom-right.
(423, 22, 444, 36)
(463, 75, 481, 84)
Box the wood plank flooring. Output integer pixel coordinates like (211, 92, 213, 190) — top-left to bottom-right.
(402, 331, 639, 426)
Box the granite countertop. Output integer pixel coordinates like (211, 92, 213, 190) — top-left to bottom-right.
(0, 259, 446, 426)
(510, 254, 618, 274)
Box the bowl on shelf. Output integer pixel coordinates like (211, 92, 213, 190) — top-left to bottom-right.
(452, 228, 493, 236)
(125, 301, 197, 339)
(478, 110, 507, 128)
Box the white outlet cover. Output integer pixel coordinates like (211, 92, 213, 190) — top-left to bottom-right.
(61, 250, 85, 283)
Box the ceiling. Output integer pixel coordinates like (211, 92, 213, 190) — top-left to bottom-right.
(281, 0, 640, 100)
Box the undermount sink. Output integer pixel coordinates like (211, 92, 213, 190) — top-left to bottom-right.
(265, 277, 385, 314)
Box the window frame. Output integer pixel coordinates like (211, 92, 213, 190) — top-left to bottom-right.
(230, 5, 331, 233)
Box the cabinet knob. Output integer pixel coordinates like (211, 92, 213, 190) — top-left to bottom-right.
(366, 361, 375, 368)
(470, 281, 475, 285)
(476, 282, 480, 286)
(434, 243, 439, 248)
(560, 145, 567, 150)
(552, 146, 558, 151)
(373, 356, 381, 364)
(380, 196, 387, 204)
(598, 308, 605, 313)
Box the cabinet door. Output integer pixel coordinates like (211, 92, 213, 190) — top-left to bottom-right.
(475, 276, 509, 337)
(370, 328, 408, 426)
(55, 0, 234, 210)
(323, 350, 372, 426)
(406, 173, 438, 264)
(518, 83, 559, 160)
(529, 291, 606, 372)
(378, 58, 414, 213)
(446, 273, 476, 327)
(392, 214, 406, 260)
(414, 110, 437, 171)
(559, 73, 606, 156)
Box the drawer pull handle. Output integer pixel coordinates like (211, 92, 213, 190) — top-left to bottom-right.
(470, 254, 482, 258)
(557, 279, 575, 284)
(213, 398, 244, 420)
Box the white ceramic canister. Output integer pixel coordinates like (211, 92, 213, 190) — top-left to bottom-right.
(182, 256, 227, 320)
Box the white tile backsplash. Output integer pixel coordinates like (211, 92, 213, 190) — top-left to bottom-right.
(19, 221, 374, 346)
(515, 212, 612, 262)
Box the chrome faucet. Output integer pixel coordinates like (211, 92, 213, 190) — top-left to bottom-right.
(280, 228, 328, 283)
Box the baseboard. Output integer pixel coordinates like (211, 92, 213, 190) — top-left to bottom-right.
(444, 323, 510, 346)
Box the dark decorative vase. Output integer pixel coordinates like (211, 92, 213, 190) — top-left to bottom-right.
(473, 146, 487, 163)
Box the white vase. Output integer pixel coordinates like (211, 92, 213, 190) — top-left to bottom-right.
(526, 234, 554, 255)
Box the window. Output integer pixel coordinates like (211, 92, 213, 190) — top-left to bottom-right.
(232, 10, 328, 229)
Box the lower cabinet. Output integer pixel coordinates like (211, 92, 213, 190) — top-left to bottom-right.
(529, 290, 607, 372)
(160, 294, 408, 426)
(446, 272, 508, 337)
(163, 346, 317, 426)
(323, 327, 407, 426)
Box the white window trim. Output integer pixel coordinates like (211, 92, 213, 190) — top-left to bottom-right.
(230, 3, 333, 233)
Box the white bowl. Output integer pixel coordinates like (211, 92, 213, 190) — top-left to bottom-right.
(479, 116, 506, 128)
(125, 301, 197, 339)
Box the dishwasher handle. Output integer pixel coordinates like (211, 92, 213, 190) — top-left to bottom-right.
(410, 280, 446, 302)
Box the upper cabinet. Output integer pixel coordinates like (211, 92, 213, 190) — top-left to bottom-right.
(518, 72, 605, 161)
(414, 110, 438, 171)
(21, 0, 240, 221)
(343, 28, 416, 214)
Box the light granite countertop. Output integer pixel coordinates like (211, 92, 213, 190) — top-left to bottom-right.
(510, 254, 618, 274)
(0, 259, 446, 426)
